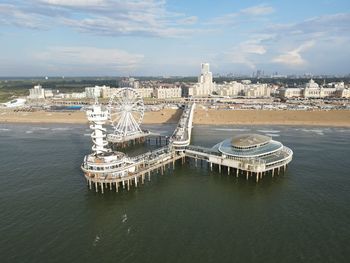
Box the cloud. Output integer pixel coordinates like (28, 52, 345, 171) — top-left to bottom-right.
(241, 5, 275, 16)
(0, 3, 45, 29)
(220, 39, 267, 69)
(33, 46, 144, 71)
(208, 4, 274, 25)
(39, 0, 106, 7)
(267, 13, 350, 38)
(273, 41, 315, 66)
(0, 0, 198, 37)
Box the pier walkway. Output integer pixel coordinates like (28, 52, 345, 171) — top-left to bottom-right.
(82, 101, 293, 193)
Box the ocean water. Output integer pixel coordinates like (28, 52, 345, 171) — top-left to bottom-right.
(0, 123, 349, 263)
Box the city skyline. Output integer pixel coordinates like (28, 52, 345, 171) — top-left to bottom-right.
(1, 0, 349, 76)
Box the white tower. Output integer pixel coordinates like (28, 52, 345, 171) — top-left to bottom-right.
(198, 63, 213, 96)
(86, 104, 109, 155)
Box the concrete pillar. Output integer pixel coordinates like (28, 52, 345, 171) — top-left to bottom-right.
(219, 164, 221, 173)
(109, 182, 112, 190)
(115, 182, 119, 192)
(127, 180, 130, 191)
(246, 171, 249, 180)
(89, 179, 92, 190)
(148, 171, 151, 181)
(228, 167, 230, 175)
(210, 162, 213, 171)
(173, 160, 175, 170)
(142, 174, 145, 184)
(101, 183, 104, 194)
(195, 158, 197, 167)
(256, 173, 259, 183)
(122, 180, 125, 189)
(236, 169, 239, 177)
(134, 177, 138, 187)
(95, 182, 98, 192)
(272, 169, 274, 177)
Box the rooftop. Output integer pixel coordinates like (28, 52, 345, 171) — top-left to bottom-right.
(231, 134, 271, 148)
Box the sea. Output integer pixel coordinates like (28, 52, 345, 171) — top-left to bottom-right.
(0, 123, 349, 263)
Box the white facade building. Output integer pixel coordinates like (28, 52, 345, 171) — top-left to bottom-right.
(192, 63, 215, 97)
(153, 86, 182, 99)
(280, 79, 349, 99)
(85, 85, 110, 99)
(28, 85, 45, 99)
(135, 87, 153, 98)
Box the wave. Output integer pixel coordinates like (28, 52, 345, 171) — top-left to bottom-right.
(25, 131, 33, 134)
(265, 133, 280, 137)
(214, 128, 251, 132)
(0, 128, 11, 131)
(51, 128, 71, 131)
(122, 214, 128, 223)
(257, 130, 280, 133)
(32, 127, 50, 131)
(301, 129, 325, 135)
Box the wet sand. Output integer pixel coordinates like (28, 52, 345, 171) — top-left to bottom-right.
(0, 108, 350, 127)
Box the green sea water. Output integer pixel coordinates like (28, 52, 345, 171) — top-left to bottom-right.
(0, 124, 349, 263)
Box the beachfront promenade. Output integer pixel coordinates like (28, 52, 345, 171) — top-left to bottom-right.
(81, 102, 293, 193)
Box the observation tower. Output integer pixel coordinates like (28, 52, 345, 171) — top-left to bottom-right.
(81, 102, 138, 193)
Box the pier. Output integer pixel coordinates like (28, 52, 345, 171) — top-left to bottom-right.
(82, 97, 293, 193)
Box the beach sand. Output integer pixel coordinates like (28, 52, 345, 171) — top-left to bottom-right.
(193, 109, 350, 127)
(0, 109, 183, 124)
(0, 108, 349, 127)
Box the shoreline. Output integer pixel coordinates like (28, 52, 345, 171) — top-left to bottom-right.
(0, 109, 350, 127)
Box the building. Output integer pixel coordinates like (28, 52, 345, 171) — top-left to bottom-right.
(191, 63, 215, 97)
(134, 87, 153, 98)
(153, 85, 182, 99)
(28, 85, 45, 99)
(280, 79, 349, 99)
(44, 89, 54, 98)
(85, 85, 110, 99)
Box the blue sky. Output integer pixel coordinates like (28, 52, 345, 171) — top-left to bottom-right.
(0, 0, 349, 76)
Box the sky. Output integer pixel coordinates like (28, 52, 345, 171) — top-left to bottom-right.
(0, 0, 349, 76)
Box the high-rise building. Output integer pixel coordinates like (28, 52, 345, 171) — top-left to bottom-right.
(191, 63, 215, 97)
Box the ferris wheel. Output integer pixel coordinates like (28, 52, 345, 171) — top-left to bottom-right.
(108, 88, 145, 137)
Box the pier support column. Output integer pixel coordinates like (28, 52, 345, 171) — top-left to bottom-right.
(122, 180, 125, 189)
(135, 177, 138, 187)
(210, 162, 213, 171)
(219, 164, 221, 173)
(256, 173, 259, 183)
(148, 171, 151, 181)
(272, 169, 274, 178)
(246, 171, 249, 180)
(95, 182, 98, 192)
(115, 182, 119, 192)
(89, 179, 92, 190)
(127, 180, 130, 191)
(101, 183, 104, 194)
(142, 174, 145, 184)
(236, 169, 239, 177)
(109, 182, 112, 190)
(173, 160, 175, 170)
(228, 167, 230, 175)
(195, 158, 197, 167)
(278, 167, 280, 175)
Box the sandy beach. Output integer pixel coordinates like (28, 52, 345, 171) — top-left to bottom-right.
(0, 108, 350, 127)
